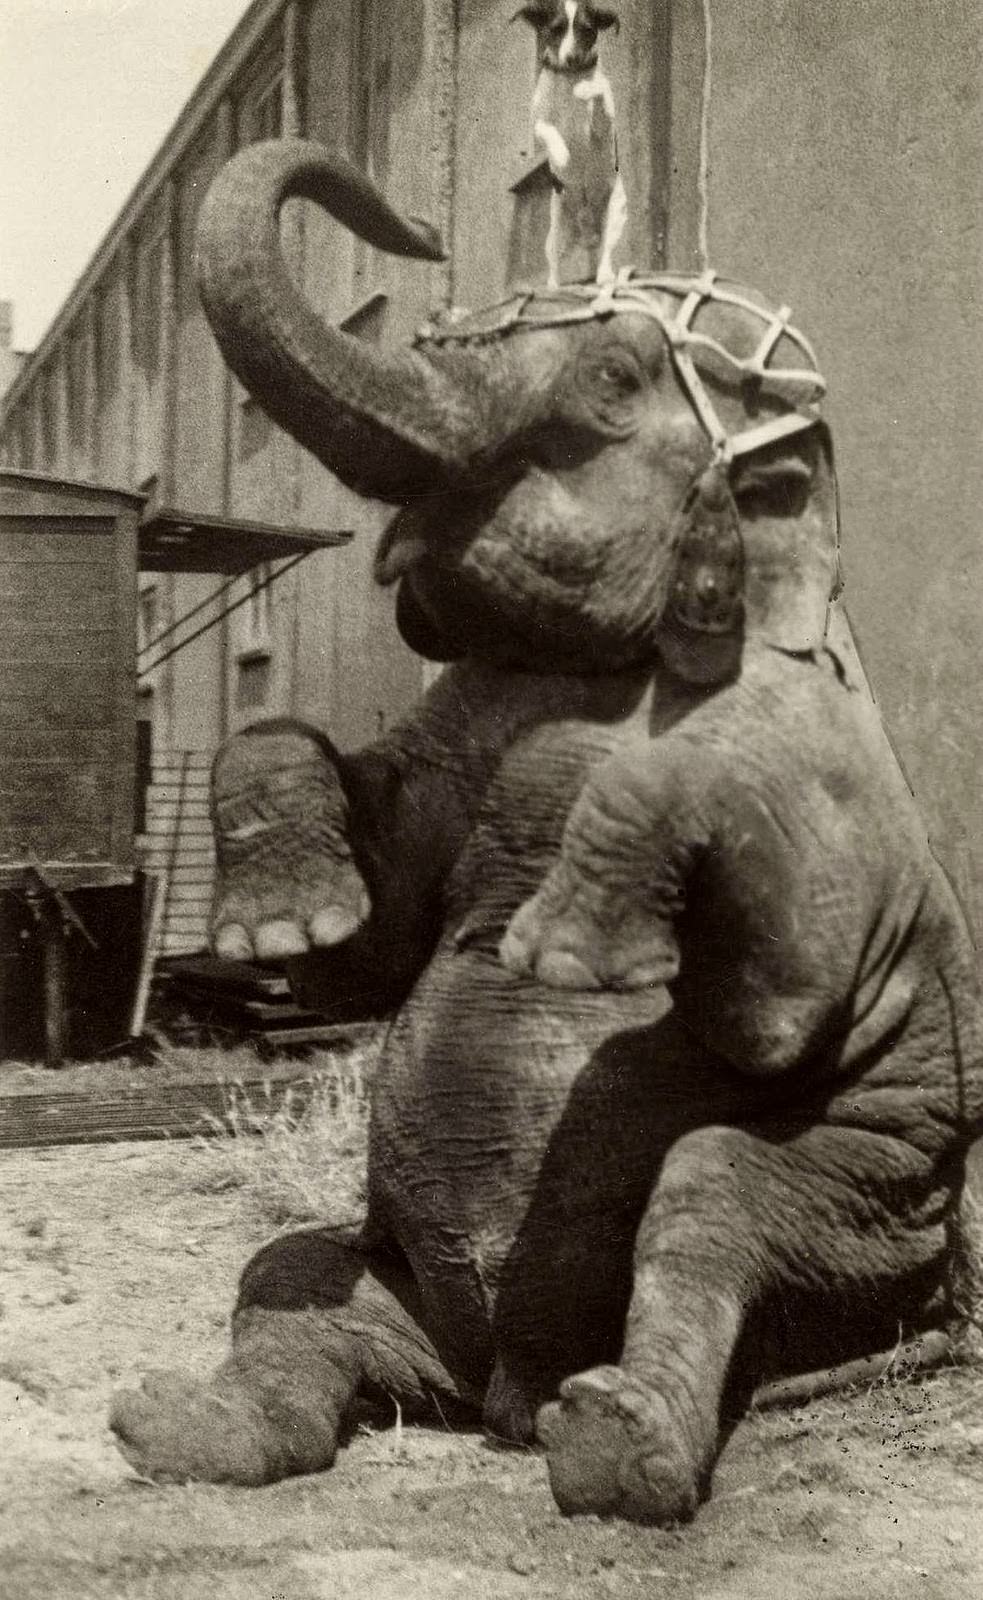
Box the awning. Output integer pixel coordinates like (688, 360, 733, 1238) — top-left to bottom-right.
(139, 506, 353, 573)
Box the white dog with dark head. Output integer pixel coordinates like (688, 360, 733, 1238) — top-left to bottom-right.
(514, 1, 627, 288)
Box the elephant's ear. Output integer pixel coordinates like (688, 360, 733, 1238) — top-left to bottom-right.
(657, 424, 842, 685)
(738, 421, 842, 657)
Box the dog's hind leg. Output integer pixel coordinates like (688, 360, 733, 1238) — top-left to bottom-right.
(596, 172, 627, 284)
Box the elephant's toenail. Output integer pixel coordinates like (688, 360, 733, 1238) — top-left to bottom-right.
(537, 950, 602, 989)
(215, 923, 254, 960)
(254, 920, 310, 959)
(498, 929, 533, 974)
(309, 904, 362, 946)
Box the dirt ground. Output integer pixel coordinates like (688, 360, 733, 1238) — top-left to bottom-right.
(1, 1128, 981, 1599)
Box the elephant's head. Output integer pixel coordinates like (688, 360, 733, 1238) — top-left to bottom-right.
(197, 139, 840, 682)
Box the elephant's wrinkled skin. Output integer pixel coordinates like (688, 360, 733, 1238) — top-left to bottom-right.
(111, 141, 983, 1524)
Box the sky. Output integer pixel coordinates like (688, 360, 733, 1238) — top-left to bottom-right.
(0, 0, 256, 352)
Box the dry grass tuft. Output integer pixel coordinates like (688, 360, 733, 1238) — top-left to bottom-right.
(191, 1037, 380, 1230)
(951, 1179, 983, 1361)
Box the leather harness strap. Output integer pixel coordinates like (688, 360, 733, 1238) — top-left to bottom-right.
(417, 268, 826, 464)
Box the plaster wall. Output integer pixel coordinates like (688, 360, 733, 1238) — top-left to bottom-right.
(173, 131, 228, 518)
(453, 0, 670, 306)
(668, 0, 983, 927)
(93, 266, 130, 485)
(289, 0, 451, 751)
(4, 0, 979, 857)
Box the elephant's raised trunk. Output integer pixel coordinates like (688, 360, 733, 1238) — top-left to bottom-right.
(196, 139, 479, 503)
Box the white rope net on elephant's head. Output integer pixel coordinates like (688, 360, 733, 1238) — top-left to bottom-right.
(416, 269, 827, 463)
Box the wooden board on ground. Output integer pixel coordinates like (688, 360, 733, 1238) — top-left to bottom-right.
(158, 954, 388, 1042)
(0, 1076, 315, 1150)
(0, 1023, 377, 1148)
(161, 955, 292, 999)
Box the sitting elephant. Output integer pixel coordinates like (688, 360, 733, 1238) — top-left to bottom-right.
(111, 140, 983, 1524)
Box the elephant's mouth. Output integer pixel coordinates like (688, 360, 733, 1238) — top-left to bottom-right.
(376, 494, 669, 674)
(375, 503, 512, 662)
(374, 465, 525, 590)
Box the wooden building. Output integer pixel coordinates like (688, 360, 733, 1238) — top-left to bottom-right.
(0, 0, 980, 936)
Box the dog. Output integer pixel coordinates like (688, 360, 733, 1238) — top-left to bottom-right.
(514, 1, 627, 288)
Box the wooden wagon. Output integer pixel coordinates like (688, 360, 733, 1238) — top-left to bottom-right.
(0, 471, 140, 1064)
(0, 469, 351, 1065)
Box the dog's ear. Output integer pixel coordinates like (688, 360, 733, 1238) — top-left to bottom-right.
(590, 4, 621, 32)
(510, 2, 554, 28)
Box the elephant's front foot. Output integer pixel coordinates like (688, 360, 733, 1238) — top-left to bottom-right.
(537, 1366, 706, 1524)
(109, 1370, 304, 1485)
(210, 723, 370, 963)
(499, 861, 678, 993)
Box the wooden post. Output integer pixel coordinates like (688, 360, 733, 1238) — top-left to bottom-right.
(129, 872, 166, 1041)
(41, 908, 69, 1070)
(23, 874, 68, 1070)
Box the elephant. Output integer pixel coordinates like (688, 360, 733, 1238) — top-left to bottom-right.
(110, 139, 983, 1524)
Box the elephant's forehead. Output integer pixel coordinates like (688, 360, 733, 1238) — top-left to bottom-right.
(689, 295, 771, 360)
(687, 293, 812, 375)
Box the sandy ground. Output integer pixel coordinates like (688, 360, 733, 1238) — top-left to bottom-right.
(1, 1136, 981, 1600)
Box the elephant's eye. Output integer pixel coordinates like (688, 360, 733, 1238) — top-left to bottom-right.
(592, 354, 643, 397)
(575, 347, 645, 435)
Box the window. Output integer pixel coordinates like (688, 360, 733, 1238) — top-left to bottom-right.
(137, 583, 159, 657)
(255, 75, 283, 140)
(236, 563, 274, 714)
(238, 393, 272, 461)
(240, 69, 284, 146)
(98, 280, 121, 404)
(40, 367, 57, 466)
(13, 407, 32, 470)
(67, 330, 88, 449)
(239, 562, 274, 658)
(134, 231, 165, 378)
(176, 143, 213, 321)
(351, 0, 395, 186)
(507, 160, 553, 290)
(137, 581, 160, 696)
(236, 655, 272, 713)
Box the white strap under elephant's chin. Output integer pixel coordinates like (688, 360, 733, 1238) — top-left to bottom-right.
(721, 409, 822, 461)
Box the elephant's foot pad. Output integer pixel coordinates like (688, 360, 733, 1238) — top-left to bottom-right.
(109, 1370, 286, 1486)
(537, 1366, 701, 1525)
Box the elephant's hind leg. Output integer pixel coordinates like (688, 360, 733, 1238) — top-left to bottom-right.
(538, 1120, 950, 1524)
(110, 1229, 467, 1484)
(538, 1277, 740, 1525)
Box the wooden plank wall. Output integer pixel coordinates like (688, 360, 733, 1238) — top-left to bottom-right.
(0, 506, 135, 884)
(137, 749, 214, 956)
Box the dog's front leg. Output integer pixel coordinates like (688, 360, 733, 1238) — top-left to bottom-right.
(535, 118, 570, 289)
